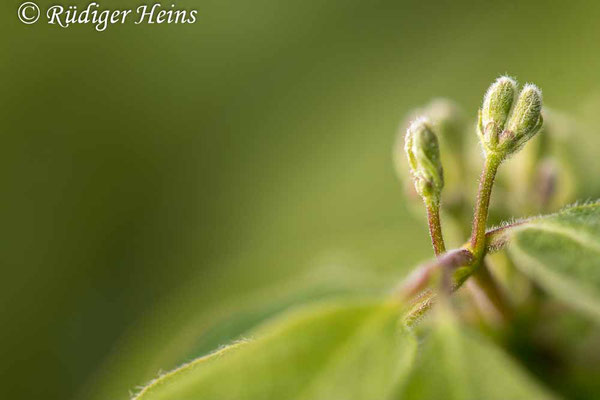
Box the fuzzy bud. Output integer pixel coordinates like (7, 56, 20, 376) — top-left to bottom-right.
(405, 118, 444, 203)
(478, 77, 543, 159)
(503, 84, 543, 154)
(480, 76, 517, 147)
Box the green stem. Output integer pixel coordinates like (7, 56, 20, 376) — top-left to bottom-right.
(401, 236, 512, 326)
(467, 155, 513, 322)
(403, 155, 513, 326)
(400, 248, 473, 326)
(426, 201, 446, 256)
(470, 156, 501, 258)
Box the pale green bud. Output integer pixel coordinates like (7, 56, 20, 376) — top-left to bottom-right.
(503, 84, 543, 154)
(422, 99, 468, 200)
(405, 118, 444, 203)
(479, 76, 517, 150)
(394, 100, 462, 204)
(477, 77, 543, 159)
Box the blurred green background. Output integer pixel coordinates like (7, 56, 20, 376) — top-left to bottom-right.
(2, 0, 600, 399)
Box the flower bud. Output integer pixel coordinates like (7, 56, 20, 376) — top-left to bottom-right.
(479, 76, 517, 151)
(477, 77, 543, 159)
(405, 118, 444, 203)
(422, 99, 468, 197)
(503, 84, 543, 154)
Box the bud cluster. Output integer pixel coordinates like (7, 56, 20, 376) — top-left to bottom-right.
(399, 75, 544, 258)
(477, 76, 543, 159)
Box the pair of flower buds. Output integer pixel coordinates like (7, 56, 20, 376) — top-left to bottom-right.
(405, 77, 543, 204)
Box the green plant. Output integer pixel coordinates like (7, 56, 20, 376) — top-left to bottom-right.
(131, 77, 600, 400)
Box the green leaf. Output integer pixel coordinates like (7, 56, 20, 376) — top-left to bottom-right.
(171, 272, 389, 368)
(488, 202, 600, 322)
(133, 299, 416, 400)
(87, 262, 411, 400)
(398, 303, 557, 400)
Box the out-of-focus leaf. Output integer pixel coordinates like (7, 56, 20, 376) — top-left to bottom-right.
(497, 109, 579, 216)
(94, 263, 400, 396)
(177, 285, 369, 365)
(398, 302, 557, 400)
(134, 299, 415, 400)
(488, 202, 600, 322)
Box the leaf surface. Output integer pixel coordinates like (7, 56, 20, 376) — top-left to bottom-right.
(134, 299, 415, 400)
(489, 202, 600, 321)
(398, 303, 557, 400)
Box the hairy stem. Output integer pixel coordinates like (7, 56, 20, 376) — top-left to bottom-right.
(466, 155, 513, 321)
(470, 156, 501, 257)
(398, 248, 473, 300)
(426, 201, 446, 256)
(399, 248, 473, 325)
(402, 156, 515, 326)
